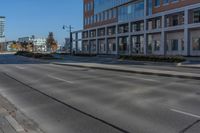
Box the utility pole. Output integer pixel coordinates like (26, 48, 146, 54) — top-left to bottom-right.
(63, 25, 74, 55)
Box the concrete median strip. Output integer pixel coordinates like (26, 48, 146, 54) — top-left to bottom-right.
(52, 62, 200, 80)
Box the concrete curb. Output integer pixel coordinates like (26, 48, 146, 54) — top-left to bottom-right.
(52, 62, 200, 80)
(178, 65, 200, 69)
(6, 115, 25, 133)
(118, 59, 179, 66)
(177, 63, 200, 69)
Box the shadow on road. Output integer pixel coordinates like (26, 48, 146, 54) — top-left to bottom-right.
(0, 54, 49, 65)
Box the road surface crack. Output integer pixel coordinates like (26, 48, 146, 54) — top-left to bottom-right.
(179, 119, 200, 133)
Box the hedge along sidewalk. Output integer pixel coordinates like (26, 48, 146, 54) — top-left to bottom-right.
(119, 55, 186, 63)
(52, 62, 200, 80)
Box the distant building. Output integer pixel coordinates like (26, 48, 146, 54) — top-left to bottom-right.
(18, 35, 35, 43)
(32, 38, 47, 52)
(64, 38, 70, 52)
(0, 16, 5, 43)
(18, 36, 47, 52)
(2, 41, 16, 51)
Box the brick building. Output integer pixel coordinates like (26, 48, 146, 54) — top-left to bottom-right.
(72, 0, 200, 56)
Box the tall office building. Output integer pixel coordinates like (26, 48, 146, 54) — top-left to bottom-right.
(0, 16, 5, 42)
(72, 0, 200, 56)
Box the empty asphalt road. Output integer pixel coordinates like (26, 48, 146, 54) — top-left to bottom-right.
(0, 54, 200, 133)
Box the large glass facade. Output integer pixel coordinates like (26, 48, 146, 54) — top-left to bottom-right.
(94, 0, 131, 14)
(118, 1, 144, 23)
(86, 0, 145, 27)
(147, 0, 152, 16)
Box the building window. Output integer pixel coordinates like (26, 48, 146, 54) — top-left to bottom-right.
(131, 36, 144, 54)
(82, 31, 88, 38)
(181, 39, 184, 51)
(154, 40, 160, 51)
(192, 38, 200, 51)
(147, 17, 161, 30)
(107, 26, 116, 35)
(118, 36, 129, 54)
(85, 2, 93, 12)
(112, 8, 117, 18)
(147, 0, 153, 15)
(83, 41, 89, 52)
(166, 13, 184, 27)
(90, 30, 96, 37)
(108, 38, 116, 53)
(163, 0, 169, 5)
(171, 39, 179, 51)
(147, 35, 153, 54)
(98, 39, 106, 53)
(93, 15, 97, 23)
(154, 0, 160, 7)
(98, 28, 105, 36)
(108, 10, 112, 19)
(118, 24, 129, 34)
(148, 20, 153, 30)
(132, 21, 144, 32)
(90, 40, 97, 52)
(193, 10, 200, 23)
(155, 18, 161, 29)
(172, 15, 179, 26)
(118, 1, 144, 23)
(171, 0, 179, 3)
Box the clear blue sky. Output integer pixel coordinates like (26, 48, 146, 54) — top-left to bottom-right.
(0, 0, 83, 45)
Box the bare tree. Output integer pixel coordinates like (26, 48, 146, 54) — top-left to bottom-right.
(46, 32, 58, 53)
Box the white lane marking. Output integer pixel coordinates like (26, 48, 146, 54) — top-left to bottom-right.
(48, 75, 74, 84)
(15, 66, 25, 70)
(171, 109, 200, 119)
(6, 115, 25, 132)
(120, 75, 160, 82)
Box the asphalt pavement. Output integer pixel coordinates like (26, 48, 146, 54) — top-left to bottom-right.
(0, 54, 200, 133)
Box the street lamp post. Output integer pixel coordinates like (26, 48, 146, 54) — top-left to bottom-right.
(63, 25, 74, 55)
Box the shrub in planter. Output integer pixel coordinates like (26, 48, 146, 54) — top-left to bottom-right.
(33, 53, 53, 59)
(15, 51, 54, 59)
(15, 51, 34, 57)
(119, 55, 185, 63)
(74, 53, 97, 57)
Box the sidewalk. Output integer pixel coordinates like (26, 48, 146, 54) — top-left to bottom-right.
(178, 63, 200, 69)
(14, 54, 200, 79)
(52, 59, 200, 80)
(178, 61, 200, 69)
(0, 95, 44, 133)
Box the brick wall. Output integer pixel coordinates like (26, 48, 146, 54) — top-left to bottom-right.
(153, 0, 200, 14)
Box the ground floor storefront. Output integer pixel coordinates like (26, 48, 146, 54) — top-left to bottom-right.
(79, 29, 200, 56)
